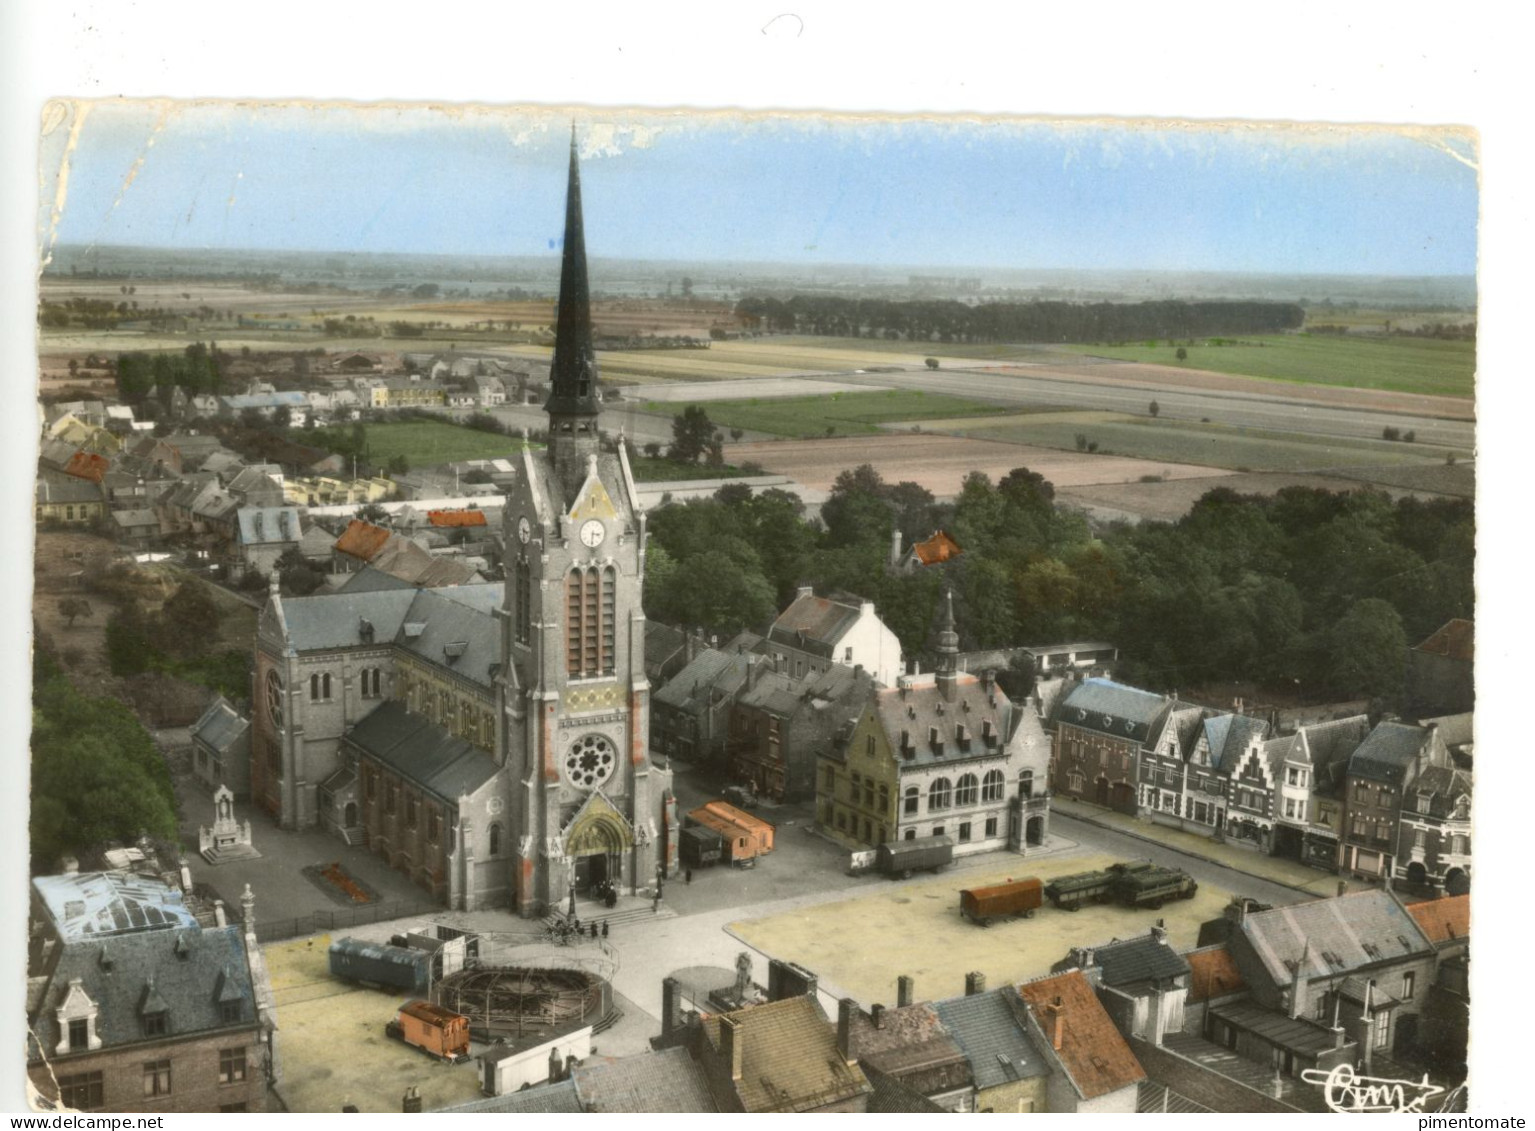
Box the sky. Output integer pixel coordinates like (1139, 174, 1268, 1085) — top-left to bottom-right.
(38, 102, 1479, 277)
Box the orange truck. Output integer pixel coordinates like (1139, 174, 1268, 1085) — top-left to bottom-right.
(686, 801, 775, 865)
(960, 877, 1044, 927)
(386, 1000, 471, 1062)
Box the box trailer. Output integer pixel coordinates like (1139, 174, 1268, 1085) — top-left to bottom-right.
(687, 801, 775, 864)
(386, 1000, 471, 1062)
(876, 835, 954, 879)
(329, 937, 433, 994)
(960, 877, 1044, 926)
(680, 825, 726, 869)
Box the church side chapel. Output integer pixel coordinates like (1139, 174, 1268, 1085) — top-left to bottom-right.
(250, 131, 675, 916)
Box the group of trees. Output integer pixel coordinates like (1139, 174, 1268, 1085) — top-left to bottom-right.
(31, 656, 178, 870)
(733, 296, 1305, 344)
(104, 579, 251, 700)
(646, 465, 1472, 706)
(116, 342, 225, 406)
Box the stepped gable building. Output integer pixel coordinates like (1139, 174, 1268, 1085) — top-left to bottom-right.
(252, 132, 673, 915)
(818, 591, 1051, 854)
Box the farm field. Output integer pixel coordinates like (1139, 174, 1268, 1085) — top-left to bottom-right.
(313, 421, 527, 467)
(641, 390, 1015, 438)
(596, 339, 981, 382)
(730, 851, 1230, 1005)
(729, 434, 1228, 496)
(957, 414, 1468, 473)
(1054, 334, 1475, 399)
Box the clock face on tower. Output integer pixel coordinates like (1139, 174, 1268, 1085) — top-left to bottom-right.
(579, 519, 605, 548)
(517, 516, 531, 543)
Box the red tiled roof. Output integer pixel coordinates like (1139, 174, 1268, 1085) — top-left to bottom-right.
(1018, 970, 1146, 1101)
(1185, 946, 1247, 1002)
(334, 519, 393, 561)
(912, 530, 962, 566)
(1407, 895, 1470, 946)
(428, 509, 487, 528)
(1413, 619, 1473, 662)
(64, 450, 110, 484)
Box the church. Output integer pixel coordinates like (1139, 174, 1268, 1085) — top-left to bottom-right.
(250, 133, 676, 916)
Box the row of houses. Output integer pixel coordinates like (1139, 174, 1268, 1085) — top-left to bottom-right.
(1050, 663, 1473, 895)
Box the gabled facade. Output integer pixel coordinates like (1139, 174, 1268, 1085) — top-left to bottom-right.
(1016, 970, 1146, 1113)
(1340, 721, 1450, 882)
(818, 595, 1050, 854)
(759, 586, 902, 689)
(1398, 763, 1472, 894)
(728, 659, 873, 802)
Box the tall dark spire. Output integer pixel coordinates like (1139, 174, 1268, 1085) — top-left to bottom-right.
(546, 125, 600, 421)
(545, 126, 602, 500)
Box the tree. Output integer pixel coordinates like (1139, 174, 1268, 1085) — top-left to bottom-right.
(680, 276, 694, 299)
(669, 406, 715, 463)
(1327, 598, 1407, 700)
(58, 597, 93, 628)
(1149, 399, 1161, 417)
(356, 502, 389, 525)
(1175, 347, 1187, 361)
(925, 357, 939, 370)
(157, 580, 220, 660)
(272, 404, 293, 429)
(387, 454, 410, 476)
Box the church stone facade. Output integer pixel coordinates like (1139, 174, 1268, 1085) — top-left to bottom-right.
(249, 132, 674, 916)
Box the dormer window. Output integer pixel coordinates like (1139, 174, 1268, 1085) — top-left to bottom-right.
(55, 979, 101, 1055)
(143, 1012, 168, 1037)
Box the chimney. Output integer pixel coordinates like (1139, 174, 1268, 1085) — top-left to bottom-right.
(1046, 997, 1066, 1051)
(836, 998, 857, 1064)
(1289, 940, 1310, 1020)
(890, 528, 903, 567)
(402, 1086, 422, 1113)
(797, 585, 814, 600)
(965, 971, 986, 997)
(1359, 981, 1375, 1073)
(720, 1015, 744, 1082)
(661, 977, 685, 1036)
(549, 1044, 563, 1083)
(1151, 923, 1167, 945)
(897, 975, 914, 1008)
(214, 900, 227, 927)
(871, 1004, 886, 1029)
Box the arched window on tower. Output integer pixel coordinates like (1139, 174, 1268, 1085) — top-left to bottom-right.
(515, 557, 531, 645)
(566, 566, 615, 679)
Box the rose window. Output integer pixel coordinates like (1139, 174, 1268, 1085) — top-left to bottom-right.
(564, 734, 616, 789)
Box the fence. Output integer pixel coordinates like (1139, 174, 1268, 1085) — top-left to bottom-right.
(252, 899, 440, 943)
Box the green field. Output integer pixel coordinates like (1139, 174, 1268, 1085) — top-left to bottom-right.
(1054, 334, 1475, 399)
(960, 415, 1471, 474)
(332, 421, 526, 466)
(641, 390, 1012, 438)
(628, 457, 758, 482)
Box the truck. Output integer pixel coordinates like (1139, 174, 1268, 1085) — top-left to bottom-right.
(960, 877, 1044, 926)
(1044, 861, 1197, 911)
(687, 801, 775, 865)
(1112, 865, 1198, 909)
(876, 835, 954, 880)
(386, 1000, 471, 1062)
(680, 824, 726, 869)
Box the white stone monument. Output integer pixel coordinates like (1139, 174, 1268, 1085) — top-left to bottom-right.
(200, 785, 260, 864)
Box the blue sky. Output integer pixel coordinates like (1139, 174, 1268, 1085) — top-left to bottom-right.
(39, 102, 1478, 275)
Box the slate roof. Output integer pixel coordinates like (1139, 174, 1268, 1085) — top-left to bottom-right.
(29, 923, 257, 1054)
(33, 873, 200, 940)
(1409, 765, 1473, 804)
(1238, 890, 1434, 989)
(392, 585, 502, 688)
(1338, 975, 1401, 1008)
(1406, 895, 1470, 946)
(699, 995, 871, 1112)
(237, 506, 303, 545)
(653, 649, 751, 713)
(1093, 933, 1192, 988)
(1349, 721, 1433, 785)
(439, 1079, 583, 1113)
(345, 700, 500, 804)
(111, 508, 160, 530)
(1017, 970, 1147, 1101)
(1303, 715, 1373, 794)
(1202, 713, 1271, 773)
(337, 566, 418, 594)
(766, 591, 863, 657)
(1207, 1001, 1339, 1056)
(271, 588, 422, 651)
(191, 696, 249, 754)
(863, 1064, 947, 1112)
(1058, 679, 1169, 744)
(36, 469, 104, 505)
(867, 670, 1018, 768)
(1185, 945, 1247, 1002)
(1413, 619, 1473, 662)
(1422, 713, 1473, 751)
(571, 1046, 718, 1112)
(933, 988, 1048, 1091)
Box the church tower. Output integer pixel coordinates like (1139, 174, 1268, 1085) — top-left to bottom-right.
(497, 130, 675, 917)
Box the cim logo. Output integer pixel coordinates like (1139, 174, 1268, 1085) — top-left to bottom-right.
(1300, 1064, 1446, 1114)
